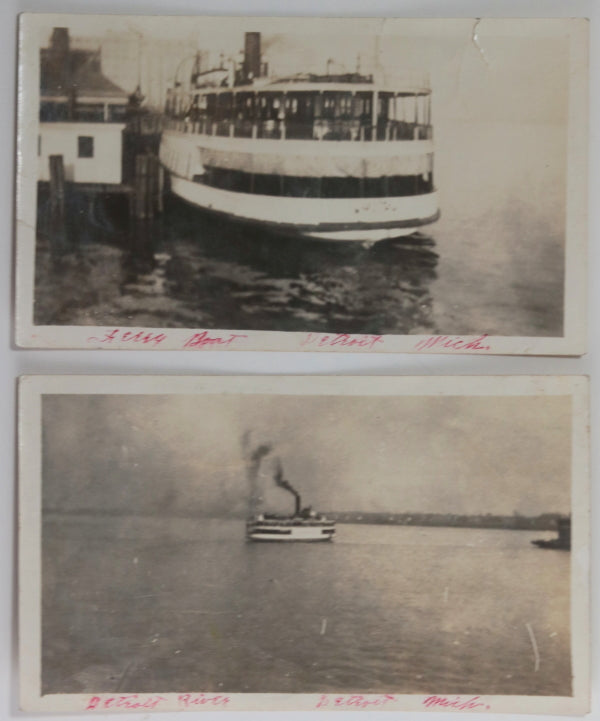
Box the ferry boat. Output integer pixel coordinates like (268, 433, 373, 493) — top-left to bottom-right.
(246, 465, 336, 542)
(246, 514, 336, 542)
(159, 33, 439, 243)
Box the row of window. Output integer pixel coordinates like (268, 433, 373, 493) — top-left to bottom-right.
(40, 101, 127, 123)
(38, 135, 94, 158)
(195, 166, 434, 199)
(166, 90, 430, 126)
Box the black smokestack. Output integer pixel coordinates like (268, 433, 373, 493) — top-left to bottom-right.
(244, 32, 261, 82)
(274, 459, 301, 517)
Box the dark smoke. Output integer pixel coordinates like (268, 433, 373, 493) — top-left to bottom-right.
(274, 458, 301, 516)
(242, 431, 272, 515)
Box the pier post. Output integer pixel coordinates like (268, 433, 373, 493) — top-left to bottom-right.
(134, 153, 163, 223)
(49, 154, 66, 225)
(147, 155, 156, 220)
(134, 154, 149, 220)
(48, 154, 67, 245)
(157, 164, 164, 213)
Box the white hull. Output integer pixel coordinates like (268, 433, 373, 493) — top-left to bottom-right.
(169, 174, 439, 243)
(247, 519, 336, 542)
(160, 129, 439, 243)
(304, 227, 416, 242)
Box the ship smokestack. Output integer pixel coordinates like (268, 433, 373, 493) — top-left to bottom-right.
(274, 460, 301, 517)
(244, 32, 261, 82)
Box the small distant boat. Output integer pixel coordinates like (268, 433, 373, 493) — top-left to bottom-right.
(531, 517, 570, 550)
(246, 463, 335, 542)
(246, 514, 336, 542)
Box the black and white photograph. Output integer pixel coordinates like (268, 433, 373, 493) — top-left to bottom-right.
(15, 16, 587, 354)
(18, 375, 590, 714)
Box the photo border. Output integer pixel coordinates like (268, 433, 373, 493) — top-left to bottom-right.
(18, 374, 590, 714)
(14, 15, 589, 355)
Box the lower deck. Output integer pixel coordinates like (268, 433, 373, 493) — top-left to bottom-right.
(169, 174, 440, 242)
(247, 521, 336, 542)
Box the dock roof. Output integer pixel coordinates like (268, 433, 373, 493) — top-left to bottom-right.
(40, 30, 128, 100)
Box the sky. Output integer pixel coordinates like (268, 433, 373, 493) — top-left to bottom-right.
(41, 17, 569, 125)
(42, 392, 571, 518)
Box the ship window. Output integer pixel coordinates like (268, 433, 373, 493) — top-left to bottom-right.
(77, 136, 94, 158)
(322, 177, 361, 198)
(339, 93, 352, 118)
(364, 177, 385, 197)
(196, 165, 432, 199)
(282, 176, 321, 198)
(253, 173, 281, 196)
(353, 92, 372, 119)
(322, 93, 336, 119)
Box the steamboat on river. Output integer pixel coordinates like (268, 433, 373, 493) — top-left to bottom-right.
(246, 462, 336, 542)
(160, 33, 439, 243)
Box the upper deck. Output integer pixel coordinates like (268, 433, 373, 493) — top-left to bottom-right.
(165, 76, 433, 143)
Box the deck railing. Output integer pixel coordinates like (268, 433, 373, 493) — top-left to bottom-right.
(166, 117, 432, 141)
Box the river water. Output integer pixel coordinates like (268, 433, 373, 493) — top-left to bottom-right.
(42, 517, 571, 697)
(34, 123, 565, 337)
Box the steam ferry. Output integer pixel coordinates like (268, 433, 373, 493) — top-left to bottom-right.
(159, 33, 439, 243)
(246, 514, 336, 542)
(246, 465, 336, 542)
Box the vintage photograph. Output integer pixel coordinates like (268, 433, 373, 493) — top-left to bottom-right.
(19, 376, 590, 714)
(15, 16, 587, 353)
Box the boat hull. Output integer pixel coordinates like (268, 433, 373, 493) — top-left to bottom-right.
(159, 129, 439, 243)
(246, 519, 336, 542)
(169, 174, 439, 243)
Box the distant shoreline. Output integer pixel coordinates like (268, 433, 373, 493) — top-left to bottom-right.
(43, 509, 566, 532)
(324, 511, 566, 532)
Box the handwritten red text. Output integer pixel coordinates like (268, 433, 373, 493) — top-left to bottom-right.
(182, 331, 248, 348)
(86, 694, 166, 711)
(422, 695, 491, 711)
(300, 333, 384, 351)
(178, 693, 231, 708)
(414, 334, 491, 352)
(87, 329, 167, 347)
(316, 694, 397, 709)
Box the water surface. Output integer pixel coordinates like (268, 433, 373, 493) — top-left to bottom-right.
(43, 517, 571, 696)
(34, 123, 565, 337)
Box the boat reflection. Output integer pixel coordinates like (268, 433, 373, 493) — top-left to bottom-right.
(148, 196, 439, 334)
(36, 193, 438, 335)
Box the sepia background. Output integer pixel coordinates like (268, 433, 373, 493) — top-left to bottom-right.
(5, 2, 597, 721)
(42, 393, 572, 696)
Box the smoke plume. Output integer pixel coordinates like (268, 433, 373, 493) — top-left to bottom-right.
(241, 431, 272, 515)
(274, 458, 301, 516)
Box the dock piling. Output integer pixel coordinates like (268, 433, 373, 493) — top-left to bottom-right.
(48, 154, 66, 224)
(47, 154, 68, 246)
(134, 153, 162, 221)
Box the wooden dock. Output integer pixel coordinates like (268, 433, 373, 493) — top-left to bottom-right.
(46, 151, 164, 237)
